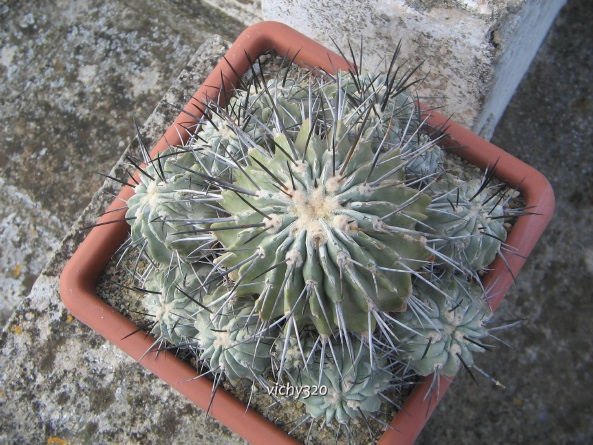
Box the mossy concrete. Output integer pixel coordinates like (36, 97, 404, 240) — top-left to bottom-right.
(0, 0, 246, 327)
(0, 34, 248, 445)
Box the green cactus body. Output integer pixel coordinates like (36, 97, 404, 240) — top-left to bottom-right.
(394, 278, 492, 376)
(291, 339, 391, 425)
(321, 70, 443, 184)
(249, 76, 311, 135)
(196, 94, 262, 176)
(125, 148, 220, 265)
(402, 133, 445, 180)
(196, 114, 248, 174)
(327, 72, 444, 181)
(272, 334, 312, 373)
(210, 109, 431, 335)
(193, 76, 314, 178)
(142, 263, 208, 344)
(321, 71, 419, 153)
(424, 175, 508, 272)
(194, 291, 274, 382)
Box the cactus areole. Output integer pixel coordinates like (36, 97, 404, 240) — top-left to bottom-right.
(59, 21, 555, 445)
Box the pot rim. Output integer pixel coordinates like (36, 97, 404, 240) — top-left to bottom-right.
(59, 21, 555, 445)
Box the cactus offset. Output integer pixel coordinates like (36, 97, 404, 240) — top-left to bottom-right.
(194, 290, 275, 383)
(394, 277, 492, 376)
(290, 338, 392, 425)
(424, 173, 509, 272)
(126, 148, 218, 265)
(142, 262, 210, 345)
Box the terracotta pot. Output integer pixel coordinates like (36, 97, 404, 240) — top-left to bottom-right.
(60, 21, 555, 444)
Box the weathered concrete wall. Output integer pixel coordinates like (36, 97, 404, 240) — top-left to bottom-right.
(262, 0, 565, 137)
(204, 0, 263, 25)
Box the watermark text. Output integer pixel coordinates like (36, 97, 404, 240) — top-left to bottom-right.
(267, 382, 328, 399)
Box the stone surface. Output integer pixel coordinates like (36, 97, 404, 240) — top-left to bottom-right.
(0, 0, 246, 326)
(0, 35, 248, 445)
(204, 0, 263, 25)
(262, 0, 565, 135)
(0, 177, 66, 323)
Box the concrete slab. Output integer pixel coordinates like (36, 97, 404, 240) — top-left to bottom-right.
(204, 0, 263, 25)
(0, 178, 66, 323)
(0, 35, 247, 445)
(0, 0, 246, 327)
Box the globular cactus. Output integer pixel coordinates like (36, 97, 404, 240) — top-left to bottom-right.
(193, 57, 438, 339)
(393, 277, 492, 376)
(194, 72, 312, 177)
(322, 69, 418, 134)
(402, 133, 445, 181)
(194, 110, 247, 175)
(194, 290, 275, 383)
(272, 333, 311, 374)
(210, 107, 431, 336)
(195, 91, 266, 176)
(125, 148, 218, 265)
(423, 173, 508, 272)
(247, 74, 312, 138)
(142, 262, 209, 345)
(289, 338, 391, 425)
(322, 69, 444, 184)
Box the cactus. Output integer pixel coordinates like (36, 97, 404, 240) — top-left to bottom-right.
(193, 72, 313, 178)
(125, 148, 218, 265)
(289, 338, 392, 425)
(208, 72, 432, 336)
(141, 262, 209, 345)
(393, 277, 492, 376)
(247, 74, 312, 137)
(423, 173, 509, 272)
(194, 289, 275, 383)
(271, 333, 312, 374)
(121, 48, 521, 441)
(402, 133, 445, 180)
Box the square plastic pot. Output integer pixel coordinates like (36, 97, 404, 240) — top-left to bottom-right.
(60, 21, 555, 445)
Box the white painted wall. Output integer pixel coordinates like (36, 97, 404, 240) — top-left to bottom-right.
(262, 0, 566, 137)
